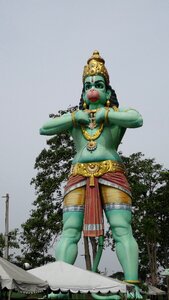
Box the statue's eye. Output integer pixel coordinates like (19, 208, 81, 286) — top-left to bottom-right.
(95, 83, 105, 89)
(85, 84, 91, 91)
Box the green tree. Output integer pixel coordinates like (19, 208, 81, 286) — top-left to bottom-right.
(0, 233, 5, 257)
(155, 171, 169, 269)
(122, 152, 169, 285)
(0, 229, 20, 260)
(19, 110, 75, 267)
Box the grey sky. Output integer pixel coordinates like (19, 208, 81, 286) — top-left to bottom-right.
(0, 0, 169, 273)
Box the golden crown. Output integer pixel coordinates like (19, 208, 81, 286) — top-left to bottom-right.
(83, 50, 110, 84)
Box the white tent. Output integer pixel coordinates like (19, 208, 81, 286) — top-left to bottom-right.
(0, 257, 48, 294)
(28, 260, 131, 294)
(147, 285, 166, 296)
(161, 268, 169, 276)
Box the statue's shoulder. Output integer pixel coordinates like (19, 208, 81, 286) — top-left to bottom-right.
(118, 106, 140, 113)
(118, 106, 131, 112)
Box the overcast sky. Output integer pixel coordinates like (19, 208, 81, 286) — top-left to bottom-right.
(0, 0, 169, 273)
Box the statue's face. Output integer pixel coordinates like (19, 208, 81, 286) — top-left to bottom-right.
(83, 75, 111, 107)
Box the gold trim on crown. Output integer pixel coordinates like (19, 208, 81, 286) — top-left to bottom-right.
(83, 50, 110, 84)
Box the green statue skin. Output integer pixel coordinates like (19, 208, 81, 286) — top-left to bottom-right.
(40, 75, 143, 299)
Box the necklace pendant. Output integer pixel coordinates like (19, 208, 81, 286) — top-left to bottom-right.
(86, 140, 97, 151)
(88, 122, 96, 129)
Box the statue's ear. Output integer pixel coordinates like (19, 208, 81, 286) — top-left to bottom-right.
(82, 91, 87, 102)
(82, 91, 85, 100)
(106, 89, 111, 100)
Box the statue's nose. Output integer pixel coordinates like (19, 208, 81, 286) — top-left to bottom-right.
(87, 89, 97, 95)
(87, 89, 99, 101)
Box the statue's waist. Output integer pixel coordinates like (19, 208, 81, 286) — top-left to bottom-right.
(73, 148, 121, 164)
(70, 160, 125, 185)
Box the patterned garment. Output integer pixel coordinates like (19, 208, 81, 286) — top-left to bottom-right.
(63, 172, 132, 237)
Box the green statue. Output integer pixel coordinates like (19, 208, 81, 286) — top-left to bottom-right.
(40, 51, 143, 298)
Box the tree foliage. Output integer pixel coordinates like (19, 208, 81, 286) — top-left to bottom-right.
(19, 122, 75, 267)
(121, 152, 169, 285)
(0, 229, 20, 260)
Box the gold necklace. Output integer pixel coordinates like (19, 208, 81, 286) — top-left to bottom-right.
(81, 123, 104, 151)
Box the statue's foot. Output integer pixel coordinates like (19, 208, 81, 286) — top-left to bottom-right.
(127, 286, 143, 299)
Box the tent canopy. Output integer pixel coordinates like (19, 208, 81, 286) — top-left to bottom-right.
(161, 268, 169, 276)
(28, 260, 131, 294)
(0, 257, 48, 294)
(147, 285, 166, 296)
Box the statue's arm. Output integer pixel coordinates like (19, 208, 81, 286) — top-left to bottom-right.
(40, 113, 73, 135)
(107, 107, 143, 128)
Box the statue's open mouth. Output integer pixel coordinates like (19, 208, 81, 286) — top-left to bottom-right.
(89, 97, 98, 102)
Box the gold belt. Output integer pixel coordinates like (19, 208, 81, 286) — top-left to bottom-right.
(70, 160, 125, 186)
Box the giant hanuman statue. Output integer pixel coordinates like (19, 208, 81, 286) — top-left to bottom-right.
(40, 51, 143, 299)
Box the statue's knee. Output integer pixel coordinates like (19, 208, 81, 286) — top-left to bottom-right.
(62, 226, 82, 242)
(111, 221, 132, 241)
(107, 211, 132, 240)
(62, 212, 83, 242)
(113, 226, 131, 239)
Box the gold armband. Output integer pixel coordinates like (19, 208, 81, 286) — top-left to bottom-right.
(71, 111, 77, 127)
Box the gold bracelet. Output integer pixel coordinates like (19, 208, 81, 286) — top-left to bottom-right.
(71, 111, 77, 127)
(104, 108, 110, 125)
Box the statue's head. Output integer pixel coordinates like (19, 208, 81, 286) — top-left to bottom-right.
(79, 51, 119, 110)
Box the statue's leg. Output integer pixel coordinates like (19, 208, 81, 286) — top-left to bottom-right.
(106, 208, 143, 298)
(55, 186, 85, 264)
(55, 211, 84, 264)
(100, 184, 138, 281)
(105, 209, 138, 281)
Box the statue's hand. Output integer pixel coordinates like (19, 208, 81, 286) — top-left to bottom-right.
(95, 108, 106, 124)
(75, 110, 89, 125)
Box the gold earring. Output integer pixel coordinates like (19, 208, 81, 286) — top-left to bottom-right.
(106, 100, 110, 107)
(83, 101, 87, 109)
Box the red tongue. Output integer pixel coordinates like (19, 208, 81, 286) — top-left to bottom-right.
(87, 90, 99, 102)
